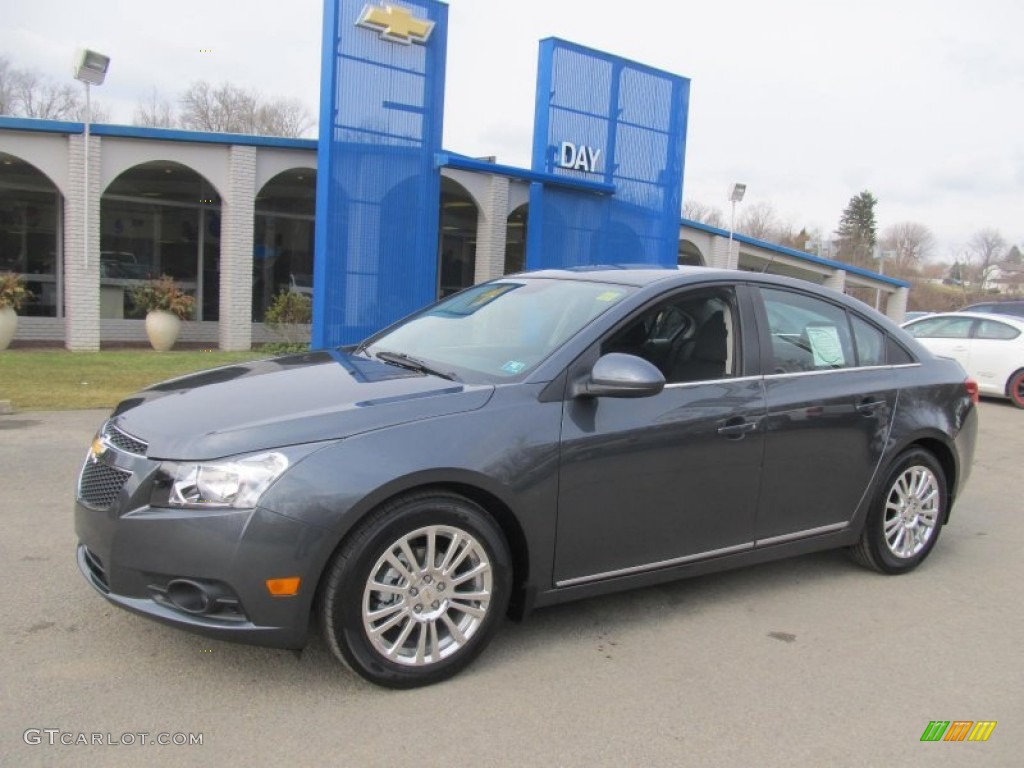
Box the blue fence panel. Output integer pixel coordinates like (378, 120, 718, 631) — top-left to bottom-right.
(527, 39, 689, 270)
(313, 0, 448, 347)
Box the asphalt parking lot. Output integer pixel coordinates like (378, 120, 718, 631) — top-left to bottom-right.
(1, 401, 1021, 767)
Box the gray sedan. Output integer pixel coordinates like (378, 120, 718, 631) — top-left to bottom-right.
(75, 267, 977, 687)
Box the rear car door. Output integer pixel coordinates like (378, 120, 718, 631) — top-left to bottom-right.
(752, 286, 900, 543)
(967, 317, 1021, 395)
(553, 284, 767, 586)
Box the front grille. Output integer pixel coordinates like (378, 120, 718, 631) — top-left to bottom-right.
(103, 422, 148, 456)
(78, 461, 132, 510)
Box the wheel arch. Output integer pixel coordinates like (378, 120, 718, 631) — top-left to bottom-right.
(1005, 367, 1024, 402)
(905, 436, 958, 523)
(310, 475, 532, 623)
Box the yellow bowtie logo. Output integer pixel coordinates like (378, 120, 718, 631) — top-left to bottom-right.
(356, 4, 434, 45)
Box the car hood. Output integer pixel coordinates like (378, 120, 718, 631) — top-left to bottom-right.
(109, 350, 495, 459)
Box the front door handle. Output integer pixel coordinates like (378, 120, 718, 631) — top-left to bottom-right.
(718, 418, 758, 439)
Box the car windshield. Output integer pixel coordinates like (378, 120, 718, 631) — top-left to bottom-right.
(363, 278, 634, 381)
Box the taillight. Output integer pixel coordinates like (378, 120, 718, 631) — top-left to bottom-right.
(965, 378, 979, 404)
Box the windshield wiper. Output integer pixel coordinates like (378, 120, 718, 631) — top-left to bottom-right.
(373, 350, 459, 381)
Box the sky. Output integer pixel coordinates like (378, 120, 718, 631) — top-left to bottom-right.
(2, 0, 1022, 262)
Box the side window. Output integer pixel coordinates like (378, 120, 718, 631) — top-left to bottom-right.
(760, 288, 855, 373)
(905, 316, 973, 339)
(602, 288, 739, 383)
(851, 315, 885, 366)
(975, 319, 1020, 340)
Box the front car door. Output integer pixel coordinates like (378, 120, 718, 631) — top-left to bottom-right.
(752, 286, 901, 543)
(553, 284, 767, 586)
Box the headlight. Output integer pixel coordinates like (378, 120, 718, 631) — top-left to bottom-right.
(166, 452, 289, 509)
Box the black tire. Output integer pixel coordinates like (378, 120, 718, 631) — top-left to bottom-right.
(850, 448, 947, 574)
(1007, 369, 1024, 409)
(318, 490, 511, 688)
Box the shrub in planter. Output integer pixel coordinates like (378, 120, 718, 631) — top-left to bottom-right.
(264, 290, 312, 348)
(131, 275, 195, 351)
(0, 272, 33, 351)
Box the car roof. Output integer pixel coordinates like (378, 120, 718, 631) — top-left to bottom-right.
(508, 265, 715, 287)
(904, 311, 1024, 329)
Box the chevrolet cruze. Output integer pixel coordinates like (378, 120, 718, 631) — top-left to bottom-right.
(75, 267, 978, 687)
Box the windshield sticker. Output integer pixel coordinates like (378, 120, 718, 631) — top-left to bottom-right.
(595, 291, 624, 302)
(501, 360, 527, 374)
(806, 325, 845, 367)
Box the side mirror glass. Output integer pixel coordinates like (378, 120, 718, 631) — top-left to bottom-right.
(574, 353, 665, 399)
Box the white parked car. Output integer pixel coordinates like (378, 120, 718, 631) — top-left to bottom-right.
(902, 312, 1024, 408)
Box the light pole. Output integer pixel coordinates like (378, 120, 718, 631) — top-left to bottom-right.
(728, 182, 746, 267)
(72, 49, 110, 271)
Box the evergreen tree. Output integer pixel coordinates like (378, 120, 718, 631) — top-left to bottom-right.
(835, 191, 878, 267)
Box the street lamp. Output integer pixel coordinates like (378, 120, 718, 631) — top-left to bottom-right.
(72, 48, 110, 270)
(727, 182, 746, 265)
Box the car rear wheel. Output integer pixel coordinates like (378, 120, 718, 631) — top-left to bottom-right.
(318, 490, 511, 688)
(1007, 369, 1024, 408)
(850, 448, 947, 574)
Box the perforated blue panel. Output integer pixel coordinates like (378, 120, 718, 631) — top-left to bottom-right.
(527, 39, 689, 270)
(313, 0, 448, 347)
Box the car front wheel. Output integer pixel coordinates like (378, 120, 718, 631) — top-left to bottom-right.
(318, 490, 511, 688)
(850, 448, 947, 574)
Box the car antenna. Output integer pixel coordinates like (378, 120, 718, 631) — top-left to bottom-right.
(761, 253, 777, 274)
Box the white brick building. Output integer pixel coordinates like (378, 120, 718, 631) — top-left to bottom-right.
(0, 118, 908, 350)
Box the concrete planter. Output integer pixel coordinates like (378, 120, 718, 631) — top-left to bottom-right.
(0, 306, 16, 351)
(144, 309, 182, 352)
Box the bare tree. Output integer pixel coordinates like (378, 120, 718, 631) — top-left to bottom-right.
(737, 201, 777, 240)
(682, 200, 724, 228)
(0, 56, 18, 115)
(257, 98, 314, 138)
(178, 80, 311, 137)
(0, 56, 108, 122)
(13, 69, 81, 120)
(881, 221, 935, 278)
(966, 228, 1006, 285)
(133, 87, 178, 128)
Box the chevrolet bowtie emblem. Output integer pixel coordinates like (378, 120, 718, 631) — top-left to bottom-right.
(356, 3, 434, 45)
(90, 436, 106, 461)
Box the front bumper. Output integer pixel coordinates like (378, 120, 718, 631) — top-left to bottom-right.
(73, 433, 335, 649)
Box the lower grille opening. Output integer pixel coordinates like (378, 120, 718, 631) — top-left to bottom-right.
(148, 578, 248, 622)
(82, 547, 110, 592)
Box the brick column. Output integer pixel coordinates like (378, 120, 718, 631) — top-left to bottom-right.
(885, 286, 909, 322)
(823, 269, 846, 293)
(64, 132, 101, 350)
(219, 145, 256, 350)
(473, 175, 510, 284)
(707, 235, 737, 270)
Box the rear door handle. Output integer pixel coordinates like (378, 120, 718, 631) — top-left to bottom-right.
(718, 418, 758, 439)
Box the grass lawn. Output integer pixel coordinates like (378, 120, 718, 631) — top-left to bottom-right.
(0, 349, 266, 411)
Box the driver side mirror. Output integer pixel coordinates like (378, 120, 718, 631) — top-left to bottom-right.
(573, 353, 666, 399)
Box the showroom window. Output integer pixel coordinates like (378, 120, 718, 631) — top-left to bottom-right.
(438, 178, 478, 297)
(504, 204, 528, 275)
(252, 168, 316, 322)
(0, 152, 62, 317)
(101, 161, 220, 320)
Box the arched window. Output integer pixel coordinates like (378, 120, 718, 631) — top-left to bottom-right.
(438, 178, 478, 297)
(505, 204, 528, 274)
(102, 161, 221, 320)
(253, 168, 316, 321)
(0, 152, 62, 316)
(678, 239, 705, 266)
